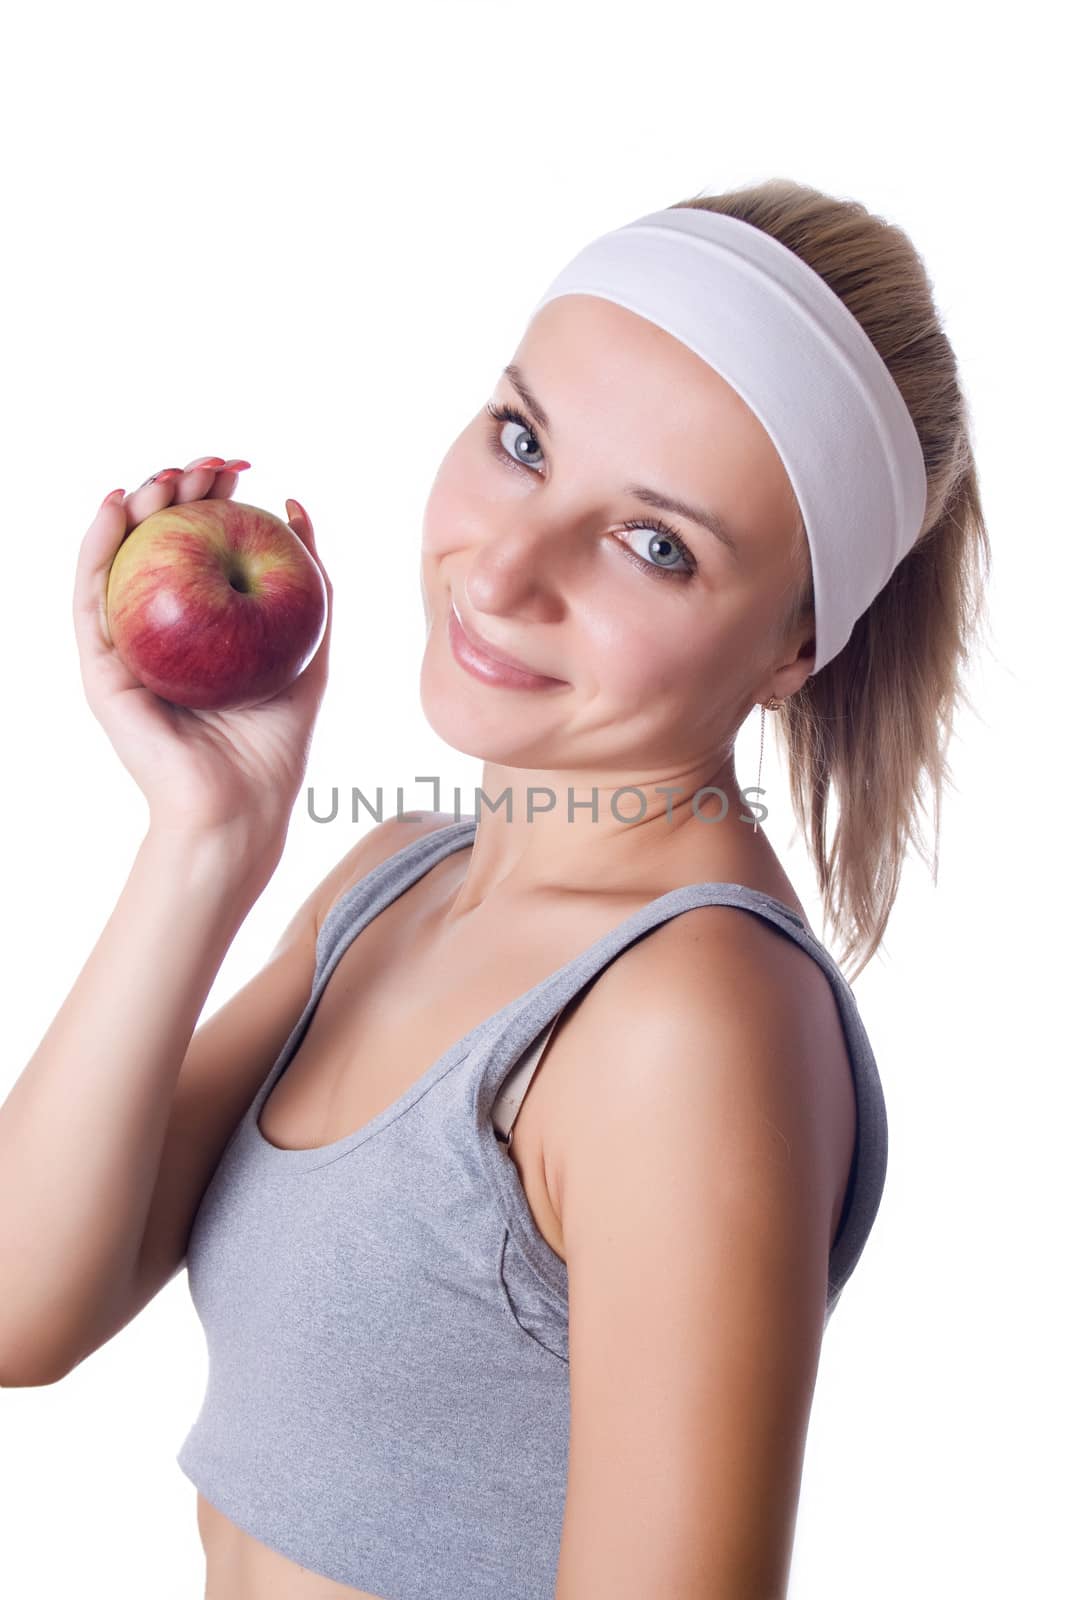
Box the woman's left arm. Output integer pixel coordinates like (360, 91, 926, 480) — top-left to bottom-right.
(552, 912, 842, 1600)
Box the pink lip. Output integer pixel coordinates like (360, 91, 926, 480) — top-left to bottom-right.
(448, 600, 565, 689)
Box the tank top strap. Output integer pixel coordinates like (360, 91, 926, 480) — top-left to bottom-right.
(315, 815, 479, 974)
(476, 876, 817, 1123)
(487, 880, 810, 1146)
(471, 876, 887, 1319)
(491, 1009, 569, 1148)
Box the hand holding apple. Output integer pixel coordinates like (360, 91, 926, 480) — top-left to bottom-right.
(105, 497, 327, 712)
(73, 460, 334, 844)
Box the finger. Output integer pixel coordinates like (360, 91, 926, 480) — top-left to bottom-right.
(206, 469, 239, 498)
(72, 489, 129, 657)
(182, 455, 249, 474)
(284, 498, 333, 694)
(285, 497, 315, 545)
(171, 464, 221, 503)
(173, 457, 251, 503)
(285, 497, 331, 601)
(122, 468, 184, 526)
(205, 459, 251, 500)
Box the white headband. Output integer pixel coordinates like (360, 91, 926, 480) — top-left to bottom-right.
(527, 206, 928, 674)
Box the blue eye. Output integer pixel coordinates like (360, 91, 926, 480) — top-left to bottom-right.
(484, 400, 698, 583)
(486, 401, 545, 469)
(616, 518, 697, 580)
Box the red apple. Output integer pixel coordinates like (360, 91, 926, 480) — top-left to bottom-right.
(105, 498, 327, 711)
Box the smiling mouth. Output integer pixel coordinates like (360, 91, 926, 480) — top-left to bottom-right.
(449, 598, 564, 682)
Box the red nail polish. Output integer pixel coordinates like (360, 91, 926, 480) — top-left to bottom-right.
(99, 487, 124, 510)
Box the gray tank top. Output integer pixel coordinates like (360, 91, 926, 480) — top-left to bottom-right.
(176, 816, 889, 1599)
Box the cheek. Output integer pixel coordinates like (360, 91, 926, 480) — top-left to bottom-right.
(579, 598, 697, 702)
(420, 435, 485, 558)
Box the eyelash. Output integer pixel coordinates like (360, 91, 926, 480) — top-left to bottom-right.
(484, 400, 698, 582)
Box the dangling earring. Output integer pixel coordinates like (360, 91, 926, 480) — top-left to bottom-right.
(753, 696, 786, 832)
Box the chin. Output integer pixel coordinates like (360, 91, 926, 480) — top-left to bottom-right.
(416, 635, 564, 771)
(418, 655, 515, 763)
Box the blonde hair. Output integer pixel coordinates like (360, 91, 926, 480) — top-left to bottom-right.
(671, 179, 993, 981)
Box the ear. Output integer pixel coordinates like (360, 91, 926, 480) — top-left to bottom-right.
(756, 627, 815, 705)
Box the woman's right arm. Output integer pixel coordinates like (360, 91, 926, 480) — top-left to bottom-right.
(0, 809, 436, 1389)
(0, 456, 338, 1387)
(0, 820, 286, 1386)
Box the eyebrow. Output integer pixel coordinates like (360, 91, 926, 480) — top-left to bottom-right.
(503, 362, 742, 562)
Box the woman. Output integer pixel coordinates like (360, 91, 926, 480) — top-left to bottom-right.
(0, 178, 990, 1598)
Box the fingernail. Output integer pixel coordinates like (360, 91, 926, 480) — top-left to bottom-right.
(99, 487, 125, 510)
(286, 497, 308, 528)
(220, 458, 251, 473)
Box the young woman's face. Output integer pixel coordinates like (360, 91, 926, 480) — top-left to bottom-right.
(419, 293, 813, 777)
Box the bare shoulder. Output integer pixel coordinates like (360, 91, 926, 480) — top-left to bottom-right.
(547, 900, 856, 1254)
(312, 810, 464, 936)
(549, 903, 853, 1595)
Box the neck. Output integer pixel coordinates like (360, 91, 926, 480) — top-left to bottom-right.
(437, 749, 772, 919)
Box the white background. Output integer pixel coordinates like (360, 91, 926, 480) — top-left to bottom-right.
(1, 2, 1061, 1595)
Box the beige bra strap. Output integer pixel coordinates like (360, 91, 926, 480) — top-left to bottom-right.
(491, 1006, 569, 1150)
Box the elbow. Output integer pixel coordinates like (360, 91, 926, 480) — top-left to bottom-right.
(0, 1363, 69, 1388)
(0, 1345, 73, 1389)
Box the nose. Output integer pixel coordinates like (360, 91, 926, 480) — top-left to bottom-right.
(464, 500, 594, 614)
(461, 548, 563, 627)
